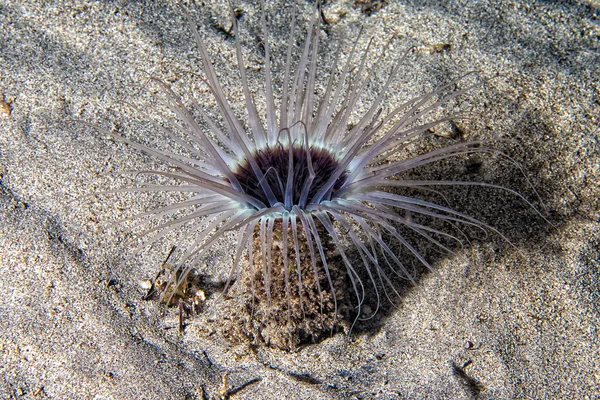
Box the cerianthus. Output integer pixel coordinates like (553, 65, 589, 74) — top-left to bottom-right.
(99, 2, 544, 349)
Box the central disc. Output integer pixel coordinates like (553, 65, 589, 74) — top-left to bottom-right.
(232, 145, 348, 208)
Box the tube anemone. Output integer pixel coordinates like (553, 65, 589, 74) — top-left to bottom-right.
(100, 2, 544, 349)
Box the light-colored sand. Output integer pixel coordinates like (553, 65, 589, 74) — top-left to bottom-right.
(1, 0, 599, 398)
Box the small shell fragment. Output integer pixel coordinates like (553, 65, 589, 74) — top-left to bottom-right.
(138, 279, 152, 290)
(0, 98, 11, 117)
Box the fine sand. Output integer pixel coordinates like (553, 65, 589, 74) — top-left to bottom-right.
(1, 0, 599, 398)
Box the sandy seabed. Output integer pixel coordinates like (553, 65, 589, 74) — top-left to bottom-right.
(1, 0, 599, 398)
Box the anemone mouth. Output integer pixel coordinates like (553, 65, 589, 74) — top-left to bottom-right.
(231, 144, 348, 210)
